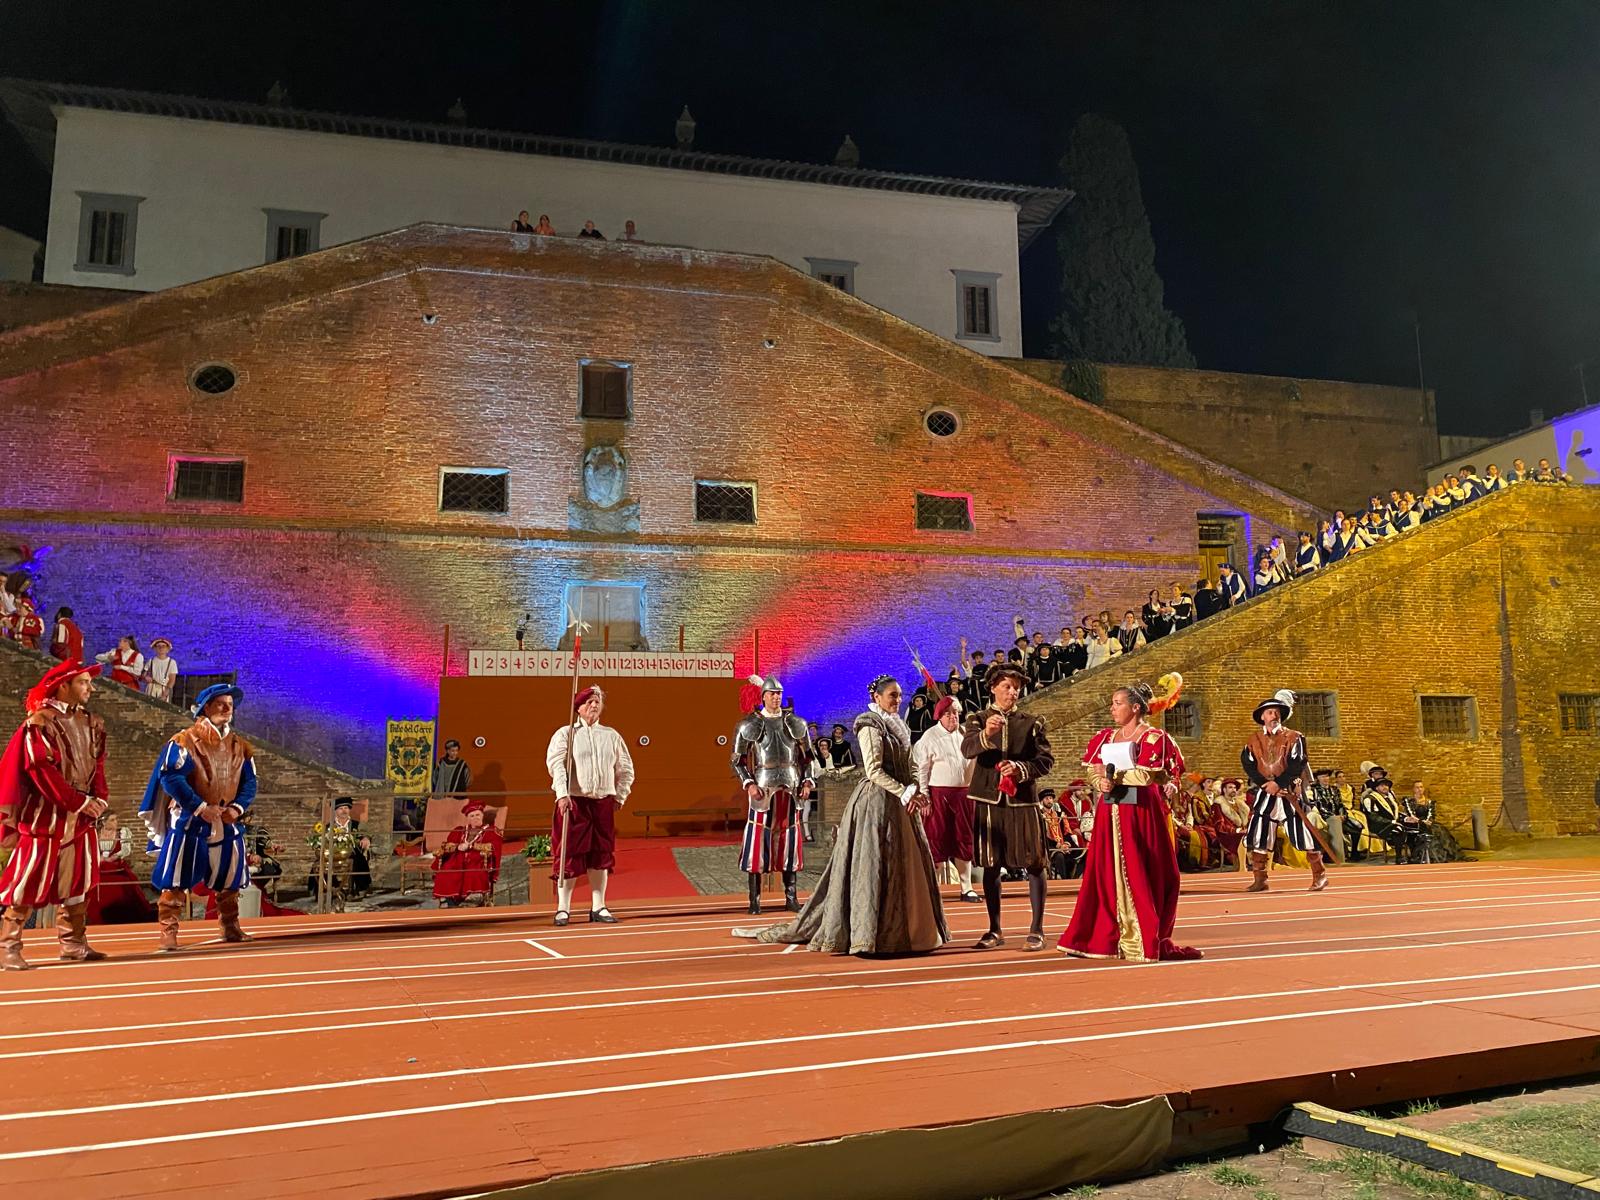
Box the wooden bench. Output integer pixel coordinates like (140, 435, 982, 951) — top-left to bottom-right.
(636, 806, 744, 838)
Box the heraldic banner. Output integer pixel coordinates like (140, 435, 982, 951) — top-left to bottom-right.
(386, 719, 435, 795)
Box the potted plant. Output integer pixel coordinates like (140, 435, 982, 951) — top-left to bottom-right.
(522, 833, 552, 890)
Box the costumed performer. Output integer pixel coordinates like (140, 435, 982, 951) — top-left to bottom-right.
(0, 659, 109, 969)
(962, 660, 1055, 951)
(140, 682, 257, 951)
(913, 694, 980, 902)
(735, 674, 948, 955)
(731, 675, 814, 914)
(1058, 674, 1201, 962)
(1241, 688, 1329, 892)
(546, 685, 635, 926)
(431, 799, 504, 906)
(87, 810, 155, 924)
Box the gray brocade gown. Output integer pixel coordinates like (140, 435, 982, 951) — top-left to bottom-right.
(735, 707, 950, 955)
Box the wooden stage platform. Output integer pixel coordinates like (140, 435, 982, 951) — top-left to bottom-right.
(3, 859, 1600, 1199)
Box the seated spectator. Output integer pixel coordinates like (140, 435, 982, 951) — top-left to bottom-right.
(533, 214, 556, 236)
(578, 220, 606, 240)
(812, 736, 836, 771)
(86, 811, 155, 925)
(1360, 776, 1403, 861)
(1308, 766, 1365, 861)
(49, 606, 83, 662)
(622, 219, 641, 242)
(1031, 642, 1065, 689)
(1207, 778, 1248, 867)
(1534, 457, 1571, 484)
(1507, 457, 1529, 484)
(96, 635, 145, 688)
(512, 210, 535, 233)
(1040, 788, 1087, 880)
(431, 800, 504, 907)
(1396, 782, 1435, 863)
(145, 637, 179, 703)
(1170, 785, 1215, 871)
(308, 798, 372, 902)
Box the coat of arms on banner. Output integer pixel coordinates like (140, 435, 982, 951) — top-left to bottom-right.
(386, 720, 435, 794)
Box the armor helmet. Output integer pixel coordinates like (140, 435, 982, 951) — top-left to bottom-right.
(760, 675, 783, 695)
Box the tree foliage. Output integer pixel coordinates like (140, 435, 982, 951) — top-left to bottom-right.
(1052, 114, 1197, 371)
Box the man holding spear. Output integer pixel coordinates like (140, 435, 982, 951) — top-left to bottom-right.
(544, 609, 635, 925)
(1240, 688, 1332, 893)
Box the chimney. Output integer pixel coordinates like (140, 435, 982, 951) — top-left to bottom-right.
(834, 134, 860, 169)
(675, 106, 696, 150)
(447, 97, 467, 124)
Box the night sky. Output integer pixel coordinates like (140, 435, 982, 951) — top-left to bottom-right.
(3, 0, 1597, 436)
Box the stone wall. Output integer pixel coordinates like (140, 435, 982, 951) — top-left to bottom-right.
(1005, 359, 1440, 514)
(0, 281, 133, 334)
(1025, 485, 1600, 837)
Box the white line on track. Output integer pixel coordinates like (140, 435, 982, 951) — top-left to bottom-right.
(5, 922, 1598, 1061)
(6, 958, 1597, 1125)
(8, 977, 1600, 1162)
(11, 889, 1600, 1005)
(7, 915, 1600, 1045)
(522, 940, 564, 959)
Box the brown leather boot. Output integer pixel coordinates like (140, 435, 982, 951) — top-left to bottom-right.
(1307, 852, 1330, 892)
(1, 906, 33, 971)
(157, 889, 184, 952)
(56, 901, 107, 962)
(216, 889, 251, 942)
(1246, 852, 1271, 892)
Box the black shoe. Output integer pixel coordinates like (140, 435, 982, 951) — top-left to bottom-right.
(553, 910, 569, 927)
(784, 887, 800, 913)
(748, 895, 762, 915)
(589, 907, 619, 924)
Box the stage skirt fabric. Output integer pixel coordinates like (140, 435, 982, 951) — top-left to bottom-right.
(151, 822, 249, 894)
(86, 859, 155, 923)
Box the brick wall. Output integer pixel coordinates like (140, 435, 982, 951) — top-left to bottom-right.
(0, 226, 1318, 773)
(0, 638, 377, 885)
(1024, 485, 1600, 837)
(1005, 359, 1440, 514)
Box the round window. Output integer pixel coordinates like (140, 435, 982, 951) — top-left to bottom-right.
(924, 409, 959, 438)
(191, 364, 237, 395)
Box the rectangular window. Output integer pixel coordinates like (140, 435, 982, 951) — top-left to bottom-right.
(694, 481, 757, 524)
(580, 360, 631, 420)
(1420, 695, 1478, 739)
(169, 457, 245, 504)
(1286, 691, 1340, 739)
(951, 269, 1001, 342)
(74, 192, 143, 275)
(1558, 693, 1600, 734)
(805, 257, 857, 295)
(561, 583, 647, 650)
(915, 491, 974, 532)
(263, 209, 325, 263)
(439, 467, 509, 514)
(1163, 699, 1201, 740)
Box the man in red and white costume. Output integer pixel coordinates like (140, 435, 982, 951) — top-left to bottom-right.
(0, 659, 109, 970)
(913, 695, 979, 902)
(546, 685, 635, 926)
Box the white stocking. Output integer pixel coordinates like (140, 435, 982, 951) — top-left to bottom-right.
(587, 868, 608, 913)
(556, 877, 576, 914)
(955, 859, 973, 892)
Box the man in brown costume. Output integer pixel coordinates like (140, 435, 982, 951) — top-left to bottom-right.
(1241, 688, 1328, 892)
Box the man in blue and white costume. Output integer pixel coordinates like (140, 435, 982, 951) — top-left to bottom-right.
(140, 683, 257, 951)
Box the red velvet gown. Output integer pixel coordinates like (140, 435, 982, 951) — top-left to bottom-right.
(1058, 726, 1200, 962)
(432, 824, 504, 901)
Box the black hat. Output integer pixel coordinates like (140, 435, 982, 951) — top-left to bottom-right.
(985, 660, 1028, 689)
(1251, 689, 1296, 724)
(1313, 767, 1332, 779)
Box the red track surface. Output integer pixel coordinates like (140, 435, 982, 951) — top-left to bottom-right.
(3, 859, 1599, 1199)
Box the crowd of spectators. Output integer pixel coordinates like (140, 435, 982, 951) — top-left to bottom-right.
(511, 211, 642, 242)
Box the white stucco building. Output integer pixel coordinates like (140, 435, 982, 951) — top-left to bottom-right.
(0, 80, 1070, 358)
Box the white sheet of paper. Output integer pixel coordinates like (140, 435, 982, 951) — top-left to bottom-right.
(1100, 741, 1136, 772)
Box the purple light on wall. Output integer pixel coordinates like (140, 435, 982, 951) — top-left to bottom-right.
(1554, 409, 1600, 485)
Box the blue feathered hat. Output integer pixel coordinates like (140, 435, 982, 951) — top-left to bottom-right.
(191, 682, 244, 717)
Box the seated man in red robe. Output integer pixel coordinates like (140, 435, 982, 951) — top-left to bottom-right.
(431, 800, 504, 907)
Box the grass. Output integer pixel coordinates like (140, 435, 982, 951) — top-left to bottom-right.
(1209, 1164, 1264, 1188)
(1061, 1188, 1101, 1198)
(1403, 1098, 1442, 1117)
(1440, 1098, 1600, 1176)
(1298, 1147, 1490, 1200)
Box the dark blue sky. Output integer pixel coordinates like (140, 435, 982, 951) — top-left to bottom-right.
(3, 0, 1597, 435)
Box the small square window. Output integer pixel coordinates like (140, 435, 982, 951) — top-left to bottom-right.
(169, 457, 245, 503)
(1420, 695, 1477, 739)
(915, 492, 974, 532)
(264, 209, 325, 263)
(695, 481, 756, 524)
(1558, 693, 1600, 734)
(440, 467, 509, 514)
(580, 360, 631, 420)
(805, 257, 857, 295)
(1163, 699, 1201, 740)
(952, 269, 1001, 342)
(1286, 691, 1340, 739)
(75, 192, 143, 275)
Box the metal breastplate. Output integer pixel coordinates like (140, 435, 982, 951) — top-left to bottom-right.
(733, 712, 805, 790)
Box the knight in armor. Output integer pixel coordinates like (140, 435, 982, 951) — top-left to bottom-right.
(732, 676, 815, 915)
